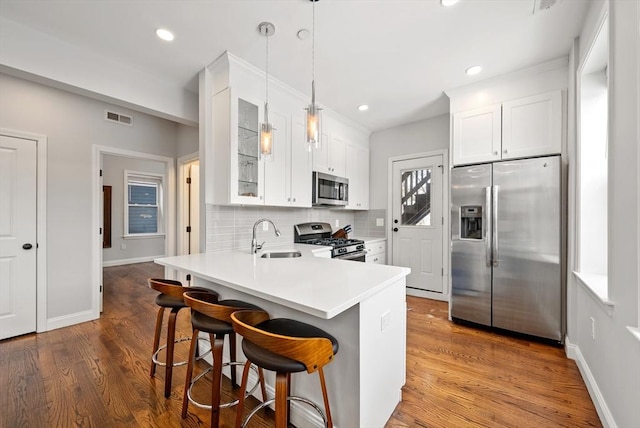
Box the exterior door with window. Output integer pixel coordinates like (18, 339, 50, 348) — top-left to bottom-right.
(391, 155, 444, 293)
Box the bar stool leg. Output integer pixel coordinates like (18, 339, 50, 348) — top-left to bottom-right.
(235, 360, 252, 428)
(164, 307, 179, 398)
(274, 372, 288, 428)
(210, 333, 224, 428)
(150, 307, 165, 377)
(229, 332, 237, 387)
(318, 367, 333, 427)
(182, 327, 200, 418)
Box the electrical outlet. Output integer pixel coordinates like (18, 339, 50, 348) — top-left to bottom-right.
(335, 219, 340, 228)
(120, 243, 126, 250)
(376, 218, 384, 227)
(590, 317, 596, 340)
(380, 310, 391, 331)
(262, 222, 269, 231)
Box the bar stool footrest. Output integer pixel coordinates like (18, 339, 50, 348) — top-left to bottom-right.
(187, 361, 261, 410)
(241, 395, 328, 428)
(151, 336, 191, 367)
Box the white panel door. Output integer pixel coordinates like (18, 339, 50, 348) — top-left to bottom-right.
(391, 155, 443, 293)
(0, 135, 37, 340)
(189, 163, 200, 254)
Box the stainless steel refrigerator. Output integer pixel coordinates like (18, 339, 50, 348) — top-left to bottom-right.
(451, 155, 563, 342)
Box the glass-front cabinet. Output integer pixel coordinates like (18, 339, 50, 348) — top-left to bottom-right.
(236, 98, 261, 200)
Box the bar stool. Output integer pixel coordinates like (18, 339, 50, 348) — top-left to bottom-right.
(230, 310, 339, 428)
(148, 278, 219, 398)
(181, 291, 267, 428)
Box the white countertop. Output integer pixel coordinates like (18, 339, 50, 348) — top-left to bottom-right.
(155, 244, 409, 319)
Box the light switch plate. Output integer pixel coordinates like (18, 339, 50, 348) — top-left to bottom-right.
(335, 219, 340, 228)
(376, 218, 384, 227)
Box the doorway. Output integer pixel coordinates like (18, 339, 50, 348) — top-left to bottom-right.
(0, 130, 47, 339)
(388, 151, 448, 300)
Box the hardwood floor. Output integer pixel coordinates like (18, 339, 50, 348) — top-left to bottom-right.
(1, 262, 601, 427)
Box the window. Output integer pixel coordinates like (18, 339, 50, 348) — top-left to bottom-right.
(124, 171, 164, 236)
(575, 14, 609, 303)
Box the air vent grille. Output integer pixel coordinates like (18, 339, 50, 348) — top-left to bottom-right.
(105, 110, 133, 126)
(532, 0, 559, 14)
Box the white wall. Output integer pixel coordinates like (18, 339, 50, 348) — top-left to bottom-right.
(176, 124, 199, 158)
(368, 114, 450, 210)
(0, 73, 180, 322)
(568, 1, 640, 427)
(102, 155, 167, 265)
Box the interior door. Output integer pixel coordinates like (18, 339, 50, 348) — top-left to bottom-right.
(188, 163, 200, 254)
(391, 154, 444, 293)
(0, 135, 37, 340)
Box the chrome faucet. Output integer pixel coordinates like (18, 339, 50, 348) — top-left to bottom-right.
(251, 218, 281, 253)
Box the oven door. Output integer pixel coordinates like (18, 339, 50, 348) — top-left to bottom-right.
(333, 251, 366, 262)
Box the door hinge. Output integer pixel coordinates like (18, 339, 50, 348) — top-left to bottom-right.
(99, 227, 102, 235)
(100, 285, 103, 292)
(100, 169, 103, 177)
(441, 217, 444, 225)
(186, 177, 192, 184)
(186, 226, 191, 233)
(186, 274, 191, 281)
(441, 267, 444, 276)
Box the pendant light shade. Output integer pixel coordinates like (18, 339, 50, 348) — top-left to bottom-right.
(258, 22, 275, 159)
(305, 0, 322, 150)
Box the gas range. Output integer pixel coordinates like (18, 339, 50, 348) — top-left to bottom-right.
(294, 223, 366, 261)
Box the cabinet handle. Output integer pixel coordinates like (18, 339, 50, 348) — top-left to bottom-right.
(503, 149, 508, 154)
(493, 151, 499, 156)
(293, 198, 296, 202)
(287, 197, 291, 202)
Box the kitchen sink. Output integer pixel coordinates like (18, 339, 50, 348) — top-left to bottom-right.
(260, 250, 302, 259)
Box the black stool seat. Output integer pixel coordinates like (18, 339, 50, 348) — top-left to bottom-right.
(242, 318, 339, 373)
(191, 300, 263, 334)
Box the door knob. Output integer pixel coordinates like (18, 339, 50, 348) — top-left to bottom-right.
(393, 228, 399, 232)
(23, 243, 33, 250)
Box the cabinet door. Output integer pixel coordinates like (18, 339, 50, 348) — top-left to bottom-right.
(291, 115, 312, 207)
(501, 90, 562, 160)
(452, 104, 501, 165)
(230, 92, 264, 205)
(329, 135, 347, 177)
(312, 131, 331, 174)
(346, 144, 369, 210)
(263, 109, 289, 206)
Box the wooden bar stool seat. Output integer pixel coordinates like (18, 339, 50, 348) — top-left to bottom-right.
(231, 310, 339, 428)
(148, 278, 219, 398)
(181, 291, 267, 428)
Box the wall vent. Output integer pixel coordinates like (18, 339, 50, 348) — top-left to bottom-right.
(105, 110, 133, 126)
(532, 0, 559, 14)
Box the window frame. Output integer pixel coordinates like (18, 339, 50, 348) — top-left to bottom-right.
(123, 170, 165, 238)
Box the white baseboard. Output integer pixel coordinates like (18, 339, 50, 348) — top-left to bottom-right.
(102, 255, 163, 267)
(47, 309, 97, 332)
(566, 337, 616, 428)
(197, 338, 326, 428)
(406, 287, 449, 302)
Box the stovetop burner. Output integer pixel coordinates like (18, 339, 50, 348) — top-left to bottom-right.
(304, 238, 364, 248)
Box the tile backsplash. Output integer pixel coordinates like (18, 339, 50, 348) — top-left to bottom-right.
(206, 205, 358, 252)
(353, 209, 387, 238)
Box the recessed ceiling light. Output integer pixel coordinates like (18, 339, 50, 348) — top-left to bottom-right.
(441, 0, 460, 7)
(465, 65, 482, 76)
(358, 104, 369, 111)
(156, 28, 174, 42)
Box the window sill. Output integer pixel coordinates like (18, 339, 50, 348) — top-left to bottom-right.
(122, 234, 166, 240)
(573, 271, 614, 315)
(627, 327, 640, 343)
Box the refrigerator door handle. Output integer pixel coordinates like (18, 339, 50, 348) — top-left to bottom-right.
(485, 186, 492, 267)
(492, 185, 499, 267)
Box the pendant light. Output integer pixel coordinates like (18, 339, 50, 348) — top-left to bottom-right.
(305, 0, 322, 150)
(258, 22, 275, 160)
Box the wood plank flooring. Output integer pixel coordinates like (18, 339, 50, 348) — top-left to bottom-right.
(0, 262, 601, 427)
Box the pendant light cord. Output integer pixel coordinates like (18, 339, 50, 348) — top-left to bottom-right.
(312, 0, 315, 83)
(265, 26, 269, 105)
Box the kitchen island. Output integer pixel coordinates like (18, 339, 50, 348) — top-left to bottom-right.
(155, 245, 410, 428)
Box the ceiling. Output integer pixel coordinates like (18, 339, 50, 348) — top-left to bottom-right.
(0, 0, 591, 132)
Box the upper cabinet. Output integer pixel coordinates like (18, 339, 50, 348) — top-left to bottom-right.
(313, 133, 346, 177)
(452, 90, 562, 166)
(204, 52, 370, 207)
(346, 143, 369, 210)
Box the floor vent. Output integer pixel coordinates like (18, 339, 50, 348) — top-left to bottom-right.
(105, 110, 133, 126)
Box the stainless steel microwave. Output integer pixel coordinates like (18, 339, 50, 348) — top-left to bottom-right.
(312, 171, 349, 207)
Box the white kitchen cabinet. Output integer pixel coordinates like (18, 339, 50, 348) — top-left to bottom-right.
(452, 90, 562, 166)
(501, 90, 562, 160)
(212, 87, 265, 205)
(452, 104, 501, 166)
(365, 239, 386, 264)
(263, 108, 290, 206)
(346, 143, 369, 210)
(313, 132, 346, 177)
(289, 113, 313, 207)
